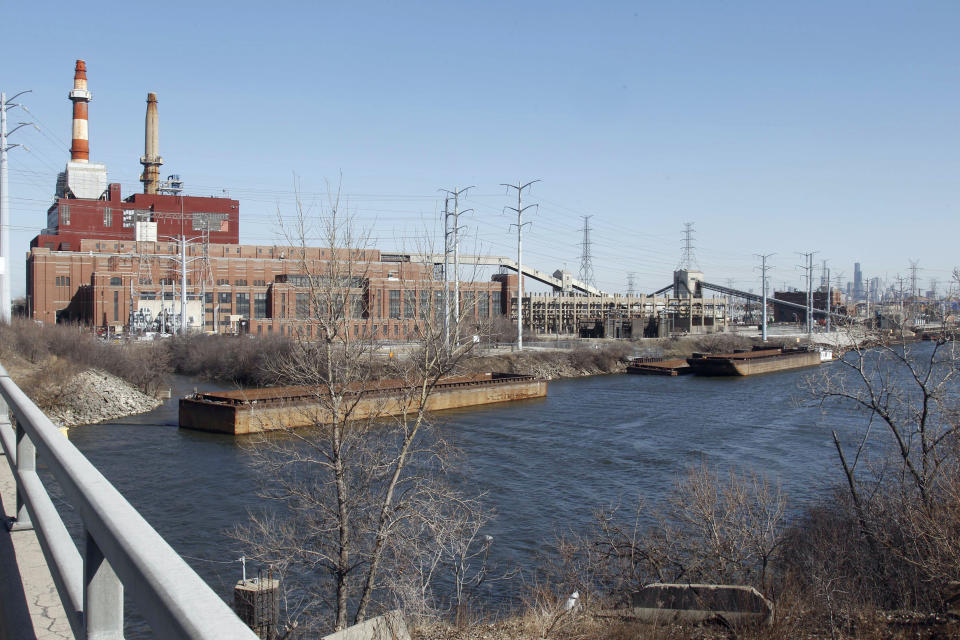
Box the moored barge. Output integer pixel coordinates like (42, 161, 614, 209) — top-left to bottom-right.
(686, 346, 822, 377)
(179, 372, 547, 435)
(626, 357, 692, 376)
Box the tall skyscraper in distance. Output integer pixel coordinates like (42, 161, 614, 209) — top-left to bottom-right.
(854, 262, 864, 301)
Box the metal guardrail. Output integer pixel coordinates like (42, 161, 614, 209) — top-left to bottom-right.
(0, 363, 258, 639)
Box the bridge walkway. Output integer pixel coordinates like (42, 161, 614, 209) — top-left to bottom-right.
(0, 449, 71, 639)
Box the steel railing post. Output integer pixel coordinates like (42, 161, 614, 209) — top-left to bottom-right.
(10, 418, 34, 531)
(84, 531, 123, 639)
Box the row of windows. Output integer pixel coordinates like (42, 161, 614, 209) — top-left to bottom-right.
(387, 290, 500, 319)
(55, 276, 71, 287)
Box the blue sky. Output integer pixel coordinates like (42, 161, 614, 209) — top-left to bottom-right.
(4, 1, 959, 297)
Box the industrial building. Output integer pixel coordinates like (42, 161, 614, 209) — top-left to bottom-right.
(25, 61, 506, 337)
(25, 60, 728, 341)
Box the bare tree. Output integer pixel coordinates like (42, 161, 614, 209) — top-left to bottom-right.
(809, 329, 960, 514)
(804, 327, 960, 610)
(540, 463, 786, 614)
(233, 179, 491, 633)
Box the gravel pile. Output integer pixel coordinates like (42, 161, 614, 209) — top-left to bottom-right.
(44, 369, 163, 427)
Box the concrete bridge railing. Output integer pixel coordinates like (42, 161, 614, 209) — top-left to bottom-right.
(0, 363, 258, 639)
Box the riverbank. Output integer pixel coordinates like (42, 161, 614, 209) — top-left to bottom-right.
(2, 353, 162, 427)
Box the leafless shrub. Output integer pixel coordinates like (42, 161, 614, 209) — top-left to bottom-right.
(165, 333, 295, 386)
(536, 463, 787, 618)
(0, 318, 168, 395)
(692, 333, 755, 354)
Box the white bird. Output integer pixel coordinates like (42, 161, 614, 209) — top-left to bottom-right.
(564, 590, 580, 611)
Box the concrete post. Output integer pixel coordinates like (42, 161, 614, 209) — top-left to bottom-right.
(84, 532, 124, 639)
(10, 419, 34, 531)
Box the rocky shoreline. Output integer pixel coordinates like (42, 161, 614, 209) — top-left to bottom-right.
(47, 369, 163, 427)
(13, 366, 163, 428)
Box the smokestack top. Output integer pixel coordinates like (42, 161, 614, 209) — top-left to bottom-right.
(70, 59, 91, 162)
(141, 91, 163, 194)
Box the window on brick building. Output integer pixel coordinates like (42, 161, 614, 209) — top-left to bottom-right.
(296, 293, 309, 319)
(462, 291, 474, 317)
(217, 279, 229, 286)
(404, 290, 416, 319)
(61, 205, 70, 226)
(389, 290, 401, 319)
(492, 291, 502, 315)
(235, 279, 247, 286)
(218, 292, 231, 305)
(103, 209, 112, 227)
(236, 293, 250, 318)
(478, 291, 490, 318)
(419, 290, 429, 319)
(113, 290, 118, 321)
(254, 293, 267, 319)
(110, 277, 122, 286)
(350, 294, 364, 318)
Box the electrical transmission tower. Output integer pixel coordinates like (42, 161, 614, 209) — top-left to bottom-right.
(502, 179, 541, 351)
(797, 251, 818, 334)
(440, 186, 473, 352)
(908, 259, 920, 299)
(626, 272, 636, 297)
(579, 215, 594, 289)
(679, 222, 697, 270)
(754, 254, 774, 342)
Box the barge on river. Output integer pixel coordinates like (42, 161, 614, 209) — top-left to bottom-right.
(686, 346, 824, 377)
(179, 373, 547, 435)
(626, 357, 692, 376)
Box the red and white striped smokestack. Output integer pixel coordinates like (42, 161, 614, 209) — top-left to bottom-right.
(140, 92, 163, 194)
(68, 59, 92, 163)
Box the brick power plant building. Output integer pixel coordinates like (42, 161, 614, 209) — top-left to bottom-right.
(26, 61, 506, 337)
(27, 60, 727, 340)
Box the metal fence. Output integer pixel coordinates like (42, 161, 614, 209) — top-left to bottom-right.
(0, 362, 258, 639)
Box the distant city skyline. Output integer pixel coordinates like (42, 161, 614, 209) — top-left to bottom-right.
(4, 1, 959, 298)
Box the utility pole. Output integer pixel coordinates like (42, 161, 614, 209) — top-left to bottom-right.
(0, 90, 32, 324)
(579, 215, 594, 289)
(797, 251, 817, 334)
(502, 179, 541, 351)
(180, 234, 188, 334)
(819, 259, 833, 333)
(440, 186, 474, 351)
(908, 259, 920, 319)
(755, 253, 774, 342)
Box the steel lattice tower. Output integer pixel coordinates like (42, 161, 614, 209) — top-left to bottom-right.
(679, 222, 697, 270)
(579, 215, 594, 288)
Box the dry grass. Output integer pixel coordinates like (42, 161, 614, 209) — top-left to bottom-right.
(0, 319, 168, 395)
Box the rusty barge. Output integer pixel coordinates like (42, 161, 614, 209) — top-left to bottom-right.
(686, 346, 823, 377)
(179, 373, 548, 435)
(626, 357, 692, 376)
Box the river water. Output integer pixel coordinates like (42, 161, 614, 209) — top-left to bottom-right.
(60, 361, 867, 626)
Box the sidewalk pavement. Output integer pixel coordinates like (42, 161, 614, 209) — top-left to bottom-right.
(0, 453, 72, 640)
